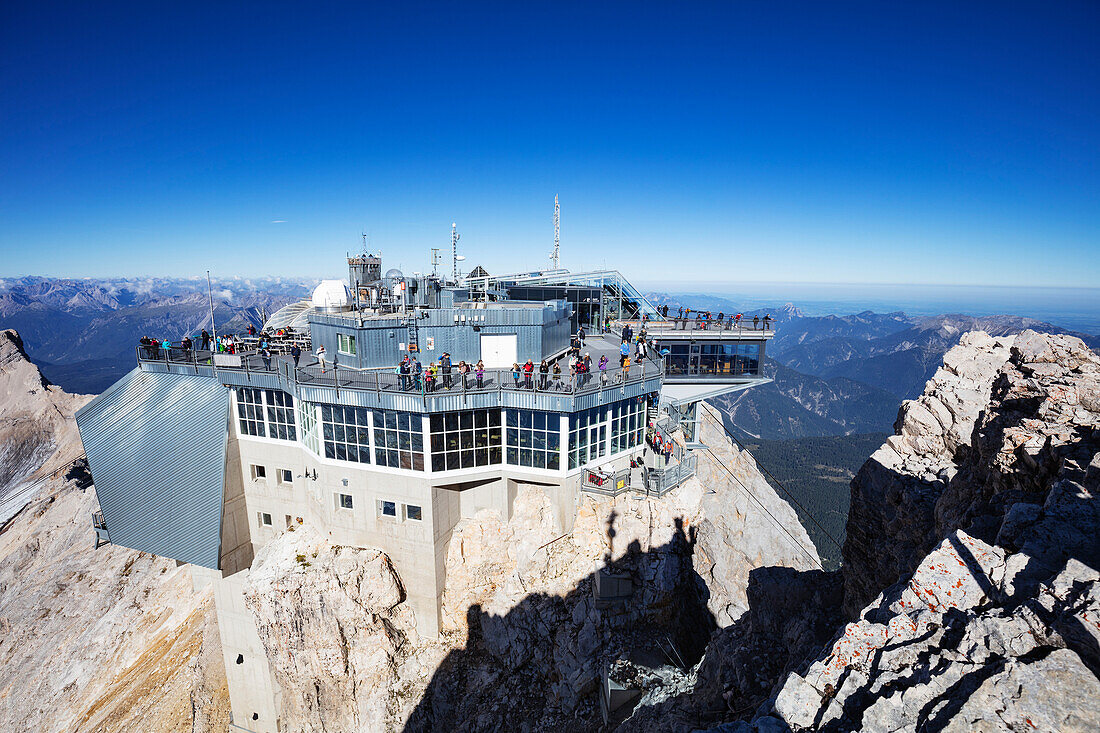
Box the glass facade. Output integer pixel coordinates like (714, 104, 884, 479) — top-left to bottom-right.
(699, 343, 760, 375)
(611, 398, 645, 454)
(430, 409, 502, 471)
(237, 388, 297, 439)
(659, 341, 762, 376)
(506, 410, 561, 470)
(266, 390, 297, 441)
(569, 398, 645, 469)
(373, 409, 425, 471)
(297, 400, 320, 455)
(321, 405, 372, 464)
(236, 387, 266, 437)
(568, 406, 608, 469)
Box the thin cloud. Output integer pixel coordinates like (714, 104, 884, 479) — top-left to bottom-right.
(271, 220, 287, 224)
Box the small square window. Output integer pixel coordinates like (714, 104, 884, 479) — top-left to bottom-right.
(279, 469, 293, 484)
(338, 493, 353, 510)
(251, 465, 266, 480)
(405, 504, 422, 522)
(260, 512, 272, 526)
(379, 500, 396, 517)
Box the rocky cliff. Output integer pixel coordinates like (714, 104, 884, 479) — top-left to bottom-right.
(733, 330, 1100, 731)
(240, 401, 818, 732)
(0, 328, 230, 732)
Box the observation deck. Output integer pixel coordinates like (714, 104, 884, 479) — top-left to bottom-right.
(134, 344, 663, 415)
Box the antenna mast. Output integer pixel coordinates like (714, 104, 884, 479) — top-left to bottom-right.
(431, 248, 441, 277)
(451, 222, 460, 283)
(551, 194, 560, 270)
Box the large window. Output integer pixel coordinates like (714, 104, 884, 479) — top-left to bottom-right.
(321, 405, 372, 464)
(236, 387, 267, 437)
(568, 406, 608, 470)
(610, 398, 645, 455)
(659, 341, 762, 377)
(508, 410, 561, 470)
(664, 343, 690, 375)
(698, 343, 761, 376)
(266, 390, 297, 440)
(430, 409, 502, 471)
(297, 400, 320, 455)
(237, 388, 296, 439)
(373, 410, 424, 471)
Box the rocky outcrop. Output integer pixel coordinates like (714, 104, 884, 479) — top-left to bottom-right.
(242, 525, 443, 733)
(740, 330, 1100, 731)
(0, 328, 230, 732)
(0, 329, 87, 521)
(842, 331, 1016, 615)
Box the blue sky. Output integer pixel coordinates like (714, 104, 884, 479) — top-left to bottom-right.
(1, 2, 1097, 286)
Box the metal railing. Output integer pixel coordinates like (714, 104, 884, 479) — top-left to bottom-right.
(581, 467, 633, 497)
(613, 318, 774, 334)
(643, 454, 698, 496)
(135, 345, 665, 401)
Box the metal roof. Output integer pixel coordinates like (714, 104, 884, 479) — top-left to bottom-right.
(75, 368, 229, 569)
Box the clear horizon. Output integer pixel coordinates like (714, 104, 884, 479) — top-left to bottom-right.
(2, 3, 1098, 286)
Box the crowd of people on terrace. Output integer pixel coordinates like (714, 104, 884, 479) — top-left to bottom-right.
(645, 305, 772, 330)
(383, 325, 660, 394)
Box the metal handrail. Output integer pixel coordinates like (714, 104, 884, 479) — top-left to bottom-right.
(613, 318, 774, 334)
(135, 345, 666, 401)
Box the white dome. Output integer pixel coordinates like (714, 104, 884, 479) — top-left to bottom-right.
(311, 280, 352, 310)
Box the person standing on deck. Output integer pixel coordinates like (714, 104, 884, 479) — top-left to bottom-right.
(599, 355, 609, 384)
(399, 356, 411, 390)
(441, 352, 452, 389)
(291, 344, 302, 368)
(316, 345, 328, 373)
(539, 360, 549, 390)
(475, 359, 485, 389)
(201, 329, 210, 350)
(577, 326, 586, 347)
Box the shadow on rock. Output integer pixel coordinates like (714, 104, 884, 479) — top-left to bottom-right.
(403, 514, 716, 732)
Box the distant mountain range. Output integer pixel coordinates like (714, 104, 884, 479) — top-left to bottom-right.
(0, 276, 313, 393)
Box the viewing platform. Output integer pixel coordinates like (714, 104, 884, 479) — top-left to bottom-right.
(135, 345, 663, 414)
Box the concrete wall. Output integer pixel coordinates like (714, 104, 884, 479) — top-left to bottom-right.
(193, 566, 281, 733)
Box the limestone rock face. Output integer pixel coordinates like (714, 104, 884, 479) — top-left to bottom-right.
(242, 525, 439, 733)
(745, 331, 1100, 731)
(842, 331, 1016, 615)
(0, 329, 88, 521)
(0, 328, 230, 732)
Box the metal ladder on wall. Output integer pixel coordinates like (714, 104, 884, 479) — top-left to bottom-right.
(405, 315, 420, 354)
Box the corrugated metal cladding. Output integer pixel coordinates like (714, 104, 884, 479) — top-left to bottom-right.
(75, 368, 229, 569)
(309, 302, 573, 370)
